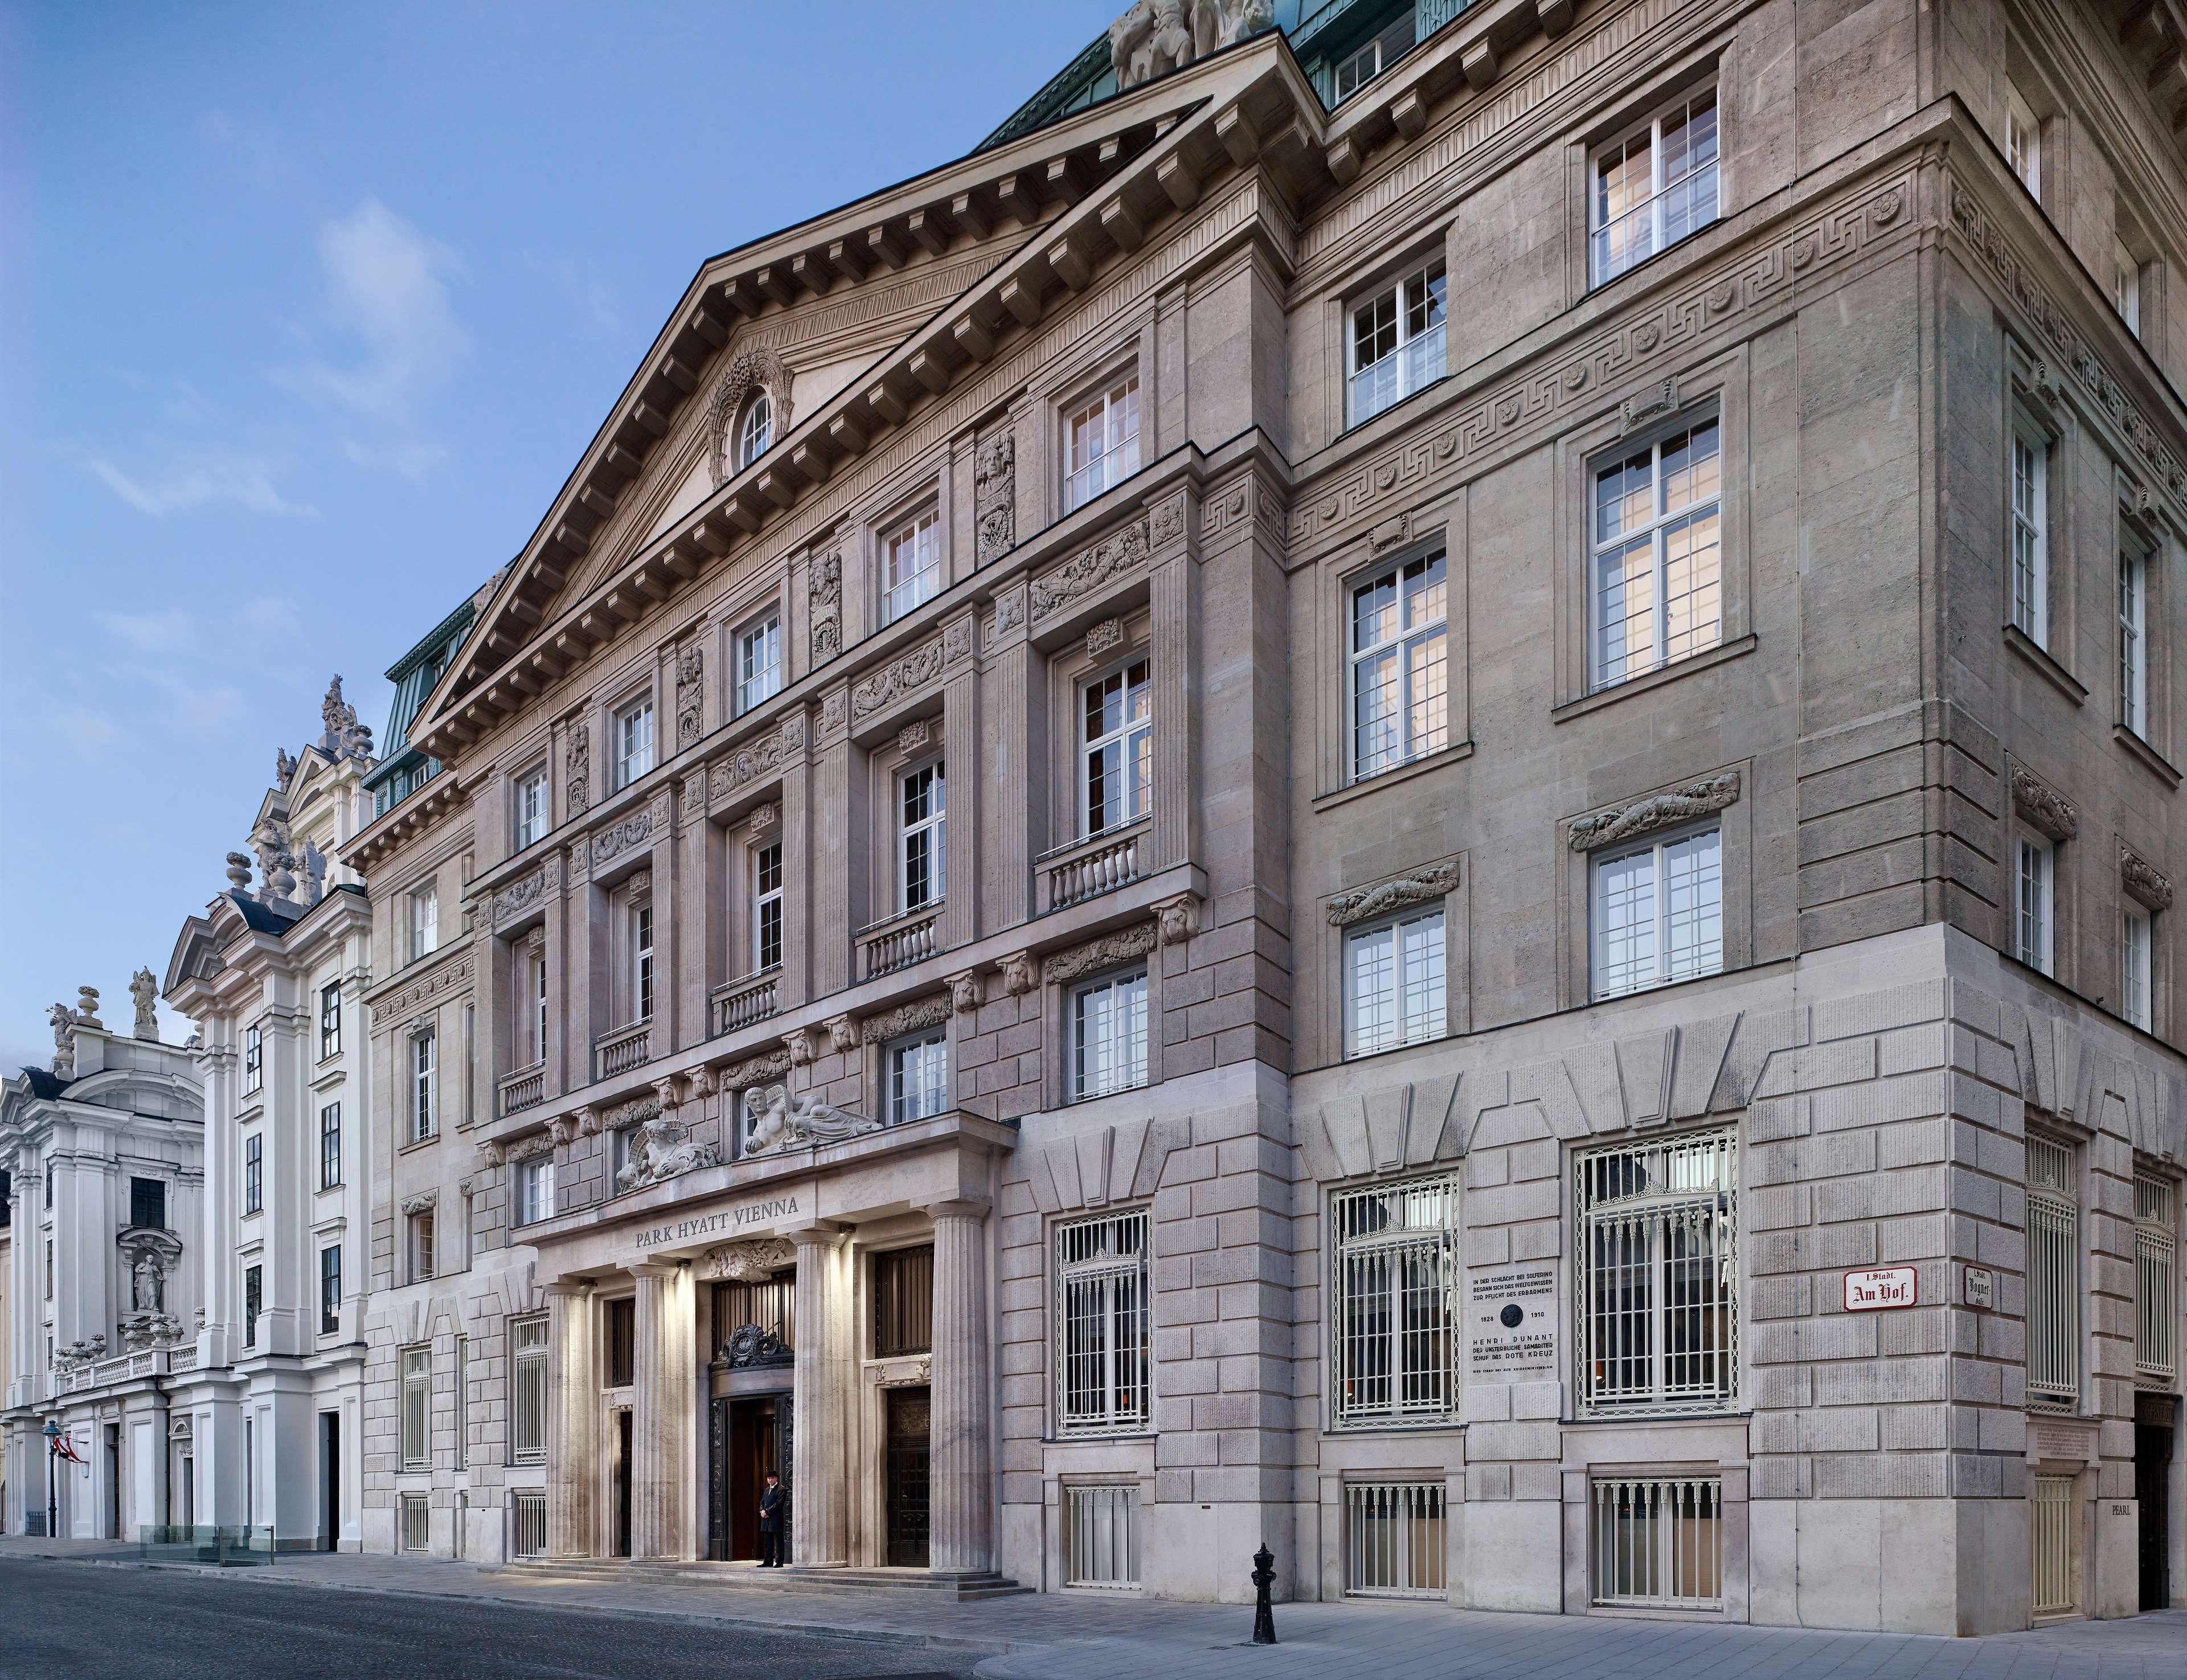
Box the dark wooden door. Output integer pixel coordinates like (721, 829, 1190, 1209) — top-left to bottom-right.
(707, 1399, 729, 1560)
(612, 1409, 633, 1558)
(320, 1412, 339, 1551)
(2138, 1423, 2173, 1609)
(728, 1397, 781, 1561)
(883, 1386, 931, 1568)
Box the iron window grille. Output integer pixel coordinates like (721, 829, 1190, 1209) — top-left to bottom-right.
(320, 1103, 341, 1190)
(1345, 1481, 1447, 1597)
(243, 1133, 263, 1215)
(1056, 1211, 1152, 1436)
(2012, 421, 2050, 645)
(2031, 1474, 2076, 1616)
(513, 1491, 548, 1559)
(900, 761, 947, 911)
(319, 981, 342, 1059)
(1350, 552, 1448, 778)
(1591, 825, 1723, 999)
(399, 1492, 430, 1554)
(511, 1317, 549, 1463)
(320, 1244, 341, 1336)
(2017, 836, 2055, 974)
(243, 1024, 263, 1096)
(1064, 375, 1140, 512)
(1592, 415, 1722, 690)
(604, 1296, 636, 1388)
(1064, 1484, 1140, 1588)
(401, 1348, 431, 1469)
(753, 841, 784, 972)
(883, 511, 943, 625)
(1348, 261, 1445, 427)
(1589, 85, 1718, 286)
(1344, 908, 1447, 1059)
(2027, 1134, 2079, 1407)
(1329, 1174, 1460, 1429)
(874, 1245, 935, 1358)
(1071, 970, 1149, 1099)
(715, 1273, 796, 1355)
(2133, 1173, 2176, 1382)
(1082, 660, 1152, 835)
(738, 612, 783, 714)
(889, 1031, 948, 1125)
(1576, 1131, 1738, 1417)
(1590, 1476, 1723, 1609)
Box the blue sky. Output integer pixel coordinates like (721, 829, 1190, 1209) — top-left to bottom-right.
(0, 0, 1113, 1070)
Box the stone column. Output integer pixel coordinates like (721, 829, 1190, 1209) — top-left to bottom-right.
(545, 1281, 595, 1558)
(789, 1226, 851, 1566)
(926, 1198, 993, 1574)
(630, 1261, 695, 1560)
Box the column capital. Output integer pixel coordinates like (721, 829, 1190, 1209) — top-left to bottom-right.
(630, 1258, 684, 1281)
(787, 1221, 851, 1251)
(922, 1196, 992, 1224)
(544, 1279, 593, 1300)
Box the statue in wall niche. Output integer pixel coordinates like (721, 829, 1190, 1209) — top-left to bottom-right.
(130, 968, 159, 1039)
(131, 1252, 166, 1313)
(740, 1084, 882, 1156)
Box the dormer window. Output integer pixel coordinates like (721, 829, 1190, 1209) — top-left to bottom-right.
(738, 392, 773, 470)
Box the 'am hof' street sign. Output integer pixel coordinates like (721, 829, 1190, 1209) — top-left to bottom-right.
(1842, 1265, 1918, 1312)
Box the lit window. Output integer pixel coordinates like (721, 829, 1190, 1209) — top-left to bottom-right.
(515, 768, 549, 850)
(1055, 1211, 1151, 1435)
(1329, 1175, 1459, 1428)
(511, 1317, 550, 1464)
(2115, 238, 2142, 337)
(1344, 908, 1446, 1058)
(318, 981, 342, 1059)
(244, 1133, 263, 1216)
(1072, 970, 1148, 1099)
(753, 842, 784, 972)
(2124, 905, 2152, 1032)
(320, 1103, 342, 1191)
(2120, 541, 2148, 736)
(738, 391, 772, 469)
(412, 1029, 437, 1141)
(900, 762, 947, 911)
(243, 1024, 264, 1096)
(1082, 660, 1152, 834)
(1348, 261, 1445, 426)
(1329, 9, 1415, 103)
(2006, 85, 2041, 196)
(1591, 826, 1722, 999)
(1065, 376, 1141, 512)
(616, 700, 656, 789)
(2012, 423, 2050, 646)
(737, 613, 783, 714)
(320, 1245, 341, 1337)
(2135, 1173, 2177, 1380)
(516, 1157, 556, 1227)
(410, 886, 439, 961)
(243, 1264, 262, 1349)
(2017, 835, 2054, 974)
(2026, 1135, 2079, 1405)
(1590, 85, 1718, 286)
(400, 1347, 431, 1469)
(632, 902, 654, 1023)
(1351, 554, 1448, 776)
(882, 511, 943, 624)
(1592, 416, 1722, 690)
(888, 1031, 948, 1125)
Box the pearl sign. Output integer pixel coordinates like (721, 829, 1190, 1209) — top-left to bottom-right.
(1842, 1265, 1918, 1311)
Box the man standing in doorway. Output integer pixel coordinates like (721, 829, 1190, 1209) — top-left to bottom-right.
(757, 1470, 787, 1567)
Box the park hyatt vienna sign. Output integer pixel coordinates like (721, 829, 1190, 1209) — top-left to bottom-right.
(633, 1190, 804, 1253)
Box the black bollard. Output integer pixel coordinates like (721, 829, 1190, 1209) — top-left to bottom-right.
(1251, 1542, 1277, 1645)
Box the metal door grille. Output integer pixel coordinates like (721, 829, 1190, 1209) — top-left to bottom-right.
(1056, 1212, 1150, 1435)
(1329, 1176, 1459, 1429)
(2032, 1474, 2076, 1615)
(513, 1491, 547, 1558)
(2028, 1142, 2079, 1404)
(1063, 1484, 1138, 1588)
(1345, 1481, 1447, 1597)
(399, 1493, 430, 1554)
(2135, 1174, 2177, 1380)
(1590, 1476, 1722, 1608)
(1576, 1133, 1737, 1416)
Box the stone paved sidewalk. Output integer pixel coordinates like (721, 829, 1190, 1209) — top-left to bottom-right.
(1, 1540, 2180, 1678)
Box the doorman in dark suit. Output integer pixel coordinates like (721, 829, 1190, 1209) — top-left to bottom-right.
(758, 1470, 787, 1567)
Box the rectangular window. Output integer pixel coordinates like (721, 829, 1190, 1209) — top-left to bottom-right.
(1344, 909, 1447, 1059)
(1056, 1211, 1152, 1435)
(2006, 85, 2041, 196)
(513, 1491, 547, 1559)
(2012, 424, 2049, 645)
(1591, 826, 1723, 999)
(753, 842, 784, 972)
(737, 612, 783, 714)
(399, 1492, 430, 1554)
(1345, 1482, 1447, 1598)
(1591, 85, 1719, 286)
(453, 1335, 469, 1471)
(401, 1347, 431, 1470)
(527, 950, 548, 1064)
(616, 699, 656, 789)
(320, 1102, 341, 1190)
(1082, 659, 1152, 834)
(516, 1157, 556, 1227)
(1593, 415, 1722, 690)
(605, 1296, 637, 1388)
(1330, 1175, 1459, 1429)
(873, 1244, 935, 1358)
(882, 512, 943, 625)
(1064, 1484, 1140, 1589)
(515, 768, 549, 850)
(1072, 970, 1149, 1100)
(320, 1244, 341, 1336)
(632, 902, 655, 1023)
(128, 1176, 166, 1232)
(2123, 905, 2153, 1032)
(411, 886, 439, 960)
(1351, 552, 1448, 778)
(1348, 261, 1446, 427)
(900, 762, 947, 911)
(410, 1210, 436, 1284)
(1329, 7, 1415, 103)
(2028, 1134, 2079, 1405)
(2017, 836, 2054, 975)
(318, 980, 342, 1059)
(1590, 1477, 1723, 1609)
(2135, 1173, 2178, 1380)
(1064, 375, 1141, 512)
(243, 1024, 264, 1096)
(1576, 1130, 1739, 1415)
(2120, 540, 2148, 736)
(243, 1133, 263, 1216)
(889, 1031, 948, 1126)
(511, 1317, 550, 1464)
(243, 1264, 262, 1349)
(412, 1029, 437, 1141)
(2115, 238, 2142, 337)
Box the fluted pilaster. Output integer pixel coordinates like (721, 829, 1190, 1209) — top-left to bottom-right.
(927, 1198, 993, 1573)
(790, 1225, 851, 1565)
(630, 1261, 695, 1560)
(545, 1281, 594, 1557)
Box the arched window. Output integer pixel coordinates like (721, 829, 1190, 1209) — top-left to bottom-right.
(737, 391, 772, 469)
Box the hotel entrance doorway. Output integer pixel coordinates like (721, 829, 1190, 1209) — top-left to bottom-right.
(708, 1394, 787, 1561)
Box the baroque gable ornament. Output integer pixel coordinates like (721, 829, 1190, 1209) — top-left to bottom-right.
(975, 431, 1017, 564)
(1328, 863, 1460, 928)
(2012, 769, 2078, 843)
(1031, 518, 1150, 623)
(1567, 772, 1741, 854)
(1043, 920, 1158, 985)
(706, 346, 794, 487)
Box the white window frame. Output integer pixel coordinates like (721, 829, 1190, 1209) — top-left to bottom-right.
(411, 1208, 437, 1284)
(511, 1316, 550, 1464)
(2026, 1134, 2079, 1406)
(2123, 904, 2153, 1033)
(2115, 238, 2142, 337)
(1071, 969, 1149, 1100)
(736, 610, 783, 715)
(1590, 824, 1724, 1000)
(1589, 83, 1719, 288)
(881, 510, 943, 625)
(1329, 8, 1415, 103)
(737, 391, 772, 469)
(1064, 375, 1141, 513)
(320, 1101, 341, 1190)
(516, 1156, 556, 1227)
(1054, 1210, 1152, 1436)
(526, 948, 549, 1065)
(320, 1243, 341, 1337)
(1081, 658, 1152, 836)
(243, 1263, 261, 1348)
(410, 884, 439, 961)
(615, 698, 656, 790)
(412, 1027, 437, 1141)
(243, 1023, 264, 1096)
(2119, 538, 2148, 736)
(318, 980, 342, 1059)
(243, 1132, 262, 1216)
(1347, 260, 1447, 428)
(1575, 1130, 1739, 1417)
(2134, 1172, 2177, 1381)
(2012, 419, 2050, 645)
(1343, 907, 1447, 1059)
(1591, 413, 1723, 691)
(400, 1347, 431, 1470)
(515, 767, 549, 850)
(1329, 1174, 1460, 1430)
(753, 841, 784, 972)
(2017, 834, 2055, 975)
(1349, 551, 1450, 778)
(2006, 85, 2041, 197)
(632, 901, 655, 1023)
(888, 1030, 949, 1126)
(899, 760, 947, 912)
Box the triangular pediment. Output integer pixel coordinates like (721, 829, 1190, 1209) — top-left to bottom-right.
(162, 913, 222, 996)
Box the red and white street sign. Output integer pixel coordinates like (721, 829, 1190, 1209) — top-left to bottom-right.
(1842, 1266, 1918, 1312)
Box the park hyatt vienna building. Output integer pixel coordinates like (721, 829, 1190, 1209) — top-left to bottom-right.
(315, 0, 2187, 1634)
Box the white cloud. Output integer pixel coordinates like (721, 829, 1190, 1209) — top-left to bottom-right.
(240, 596, 304, 640)
(338, 436, 450, 481)
(301, 199, 464, 421)
(99, 609, 198, 653)
(143, 672, 245, 735)
(67, 443, 318, 519)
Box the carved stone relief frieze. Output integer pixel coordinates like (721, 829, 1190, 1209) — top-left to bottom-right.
(710, 714, 806, 804)
(975, 431, 1016, 564)
(809, 551, 843, 665)
(492, 866, 551, 927)
(1149, 491, 1186, 548)
(1086, 617, 1126, 659)
(400, 1190, 440, 1215)
(2012, 769, 2078, 843)
(1567, 772, 1741, 854)
(853, 636, 946, 720)
(566, 723, 591, 817)
(2122, 846, 2173, 912)
(721, 1046, 792, 1090)
(1043, 921, 1158, 985)
(1031, 518, 1150, 623)
(1326, 863, 1460, 928)
(706, 345, 795, 488)
(742, 1084, 882, 1155)
(865, 993, 951, 1042)
(746, 801, 781, 836)
(896, 719, 932, 757)
(676, 641, 705, 749)
(706, 1236, 797, 1282)
(592, 809, 653, 867)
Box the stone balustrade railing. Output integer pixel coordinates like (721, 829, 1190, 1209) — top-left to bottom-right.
(711, 969, 783, 1037)
(594, 1018, 654, 1081)
(499, 1061, 547, 1116)
(1039, 819, 1148, 911)
(858, 904, 944, 980)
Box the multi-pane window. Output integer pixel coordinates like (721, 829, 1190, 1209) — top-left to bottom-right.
(1348, 262, 1445, 427)
(515, 768, 549, 850)
(873, 1245, 935, 1358)
(2135, 1173, 2178, 1381)
(1576, 1131, 1738, 1415)
(526, 949, 548, 1064)
(1056, 1211, 1151, 1435)
(318, 981, 342, 1059)
(453, 1335, 471, 1470)
(400, 1347, 431, 1469)
(882, 512, 943, 625)
(320, 1244, 341, 1336)
(1593, 416, 1721, 689)
(243, 1264, 262, 1349)
(320, 1103, 341, 1190)
(1329, 1175, 1459, 1429)
(411, 886, 439, 960)
(900, 762, 947, 911)
(737, 612, 783, 714)
(243, 1133, 263, 1215)
(2123, 905, 2153, 1032)
(632, 903, 655, 1022)
(1592, 826, 1723, 999)
(2006, 85, 2041, 195)
(243, 1023, 264, 1096)
(753, 842, 784, 972)
(1083, 661, 1152, 834)
(889, 1031, 948, 1125)
(129, 1175, 166, 1231)
(1590, 85, 1718, 286)
(1064, 376, 1141, 512)
(516, 1157, 556, 1227)
(2012, 424, 2049, 645)
(616, 699, 656, 789)
(411, 1209, 437, 1284)
(1344, 909, 1446, 1058)
(1590, 1477, 1723, 1610)
(2017, 836, 2054, 975)
(2027, 1135, 2079, 1406)
(1351, 554, 1448, 777)
(1329, 7, 1414, 103)
(604, 1297, 637, 1388)
(1072, 970, 1149, 1100)
(412, 1029, 437, 1141)
(2115, 238, 2142, 337)
(2120, 541, 2148, 735)
(738, 392, 772, 469)
(511, 1316, 549, 1464)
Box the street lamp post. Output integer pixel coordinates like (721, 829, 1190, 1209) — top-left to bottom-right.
(42, 1419, 60, 1539)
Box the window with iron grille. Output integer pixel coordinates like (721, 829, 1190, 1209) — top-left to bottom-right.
(1576, 1132, 1737, 1416)
(2031, 1473, 2077, 1616)
(1330, 1175, 1459, 1429)
(714, 1274, 795, 1353)
(319, 980, 342, 1059)
(511, 1316, 549, 1463)
(320, 1244, 341, 1336)
(1589, 85, 1718, 287)
(402, 1347, 431, 1469)
(604, 1297, 636, 1388)
(399, 1492, 431, 1554)
(513, 1490, 548, 1559)
(874, 1245, 935, 1358)
(243, 1024, 264, 1096)
(1345, 1481, 1447, 1597)
(129, 1176, 166, 1231)
(1590, 1476, 1722, 1608)
(2027, 1134, 2079, 1407)
(1063, 1484, 1140, 1588)
(1056, 1211, 1152, 1435)
(2134, 1173, 2177, 1382)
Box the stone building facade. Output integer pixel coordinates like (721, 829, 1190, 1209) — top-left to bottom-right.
(312, 0, 2187, 1635)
